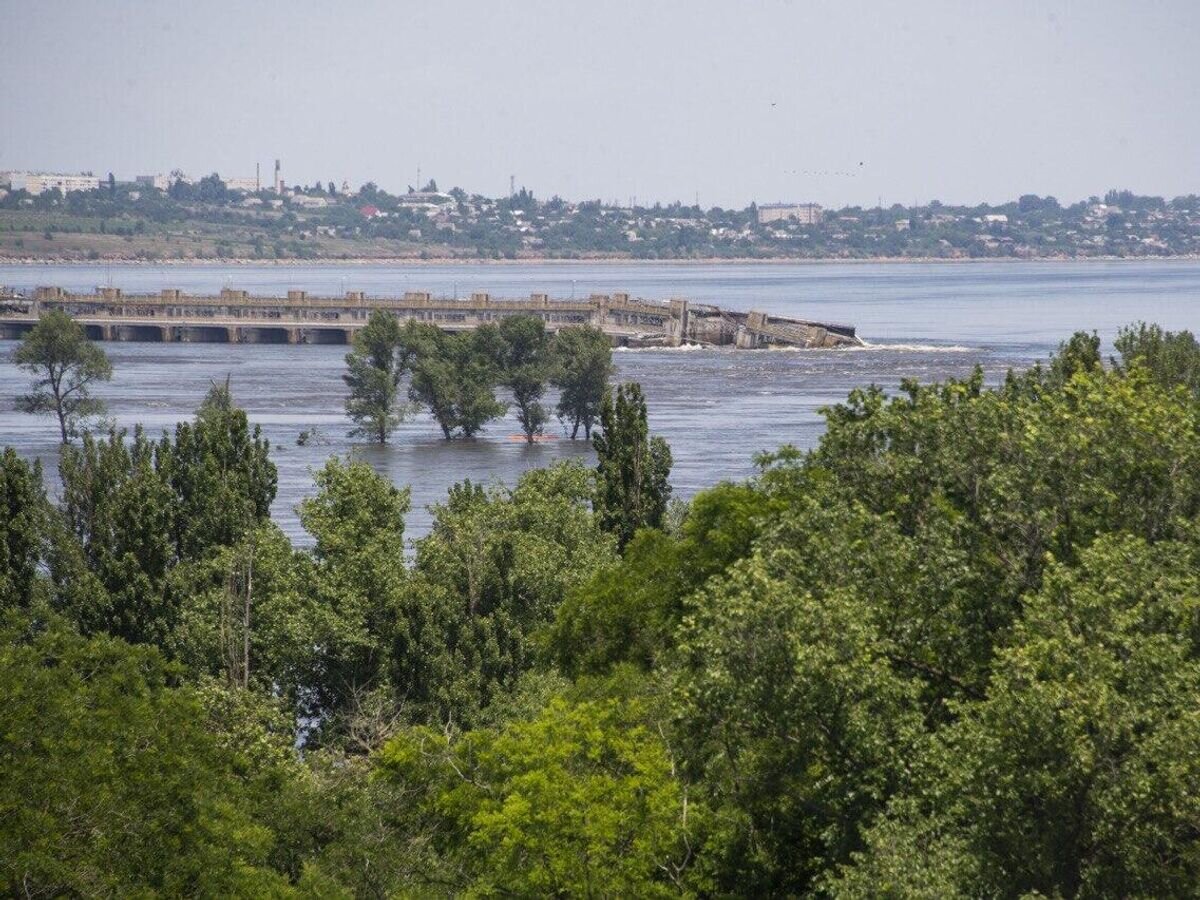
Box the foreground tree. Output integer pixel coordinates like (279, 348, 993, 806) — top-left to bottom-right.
(14, 310, 112, 443)
(833, 534, 1200, 897)
(0, 450, 47, 608)
(592, 383, 673, 548)
(1115, 321, 1200, 397)
(343, 310, 412, 443)
(0, 616, 290, 896)
(552, 325, 614, 439)
(378, 698, 695, 896)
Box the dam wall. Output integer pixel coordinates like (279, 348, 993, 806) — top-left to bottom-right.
(0, 286, 861, 349)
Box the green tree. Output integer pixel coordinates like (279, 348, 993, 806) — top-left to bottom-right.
(548, 480, 768, 676)
(499, 314, 553, 443)
(1115, 321, 1200, 397)
(53, 387, 276, 649)
(552, 325, 614, 439)
(297, 457, 412, 731)
(592, 382, 673, 548)
(14, 309, 112, 443)
(343, 310, 411, 443)
(406, 321, 505, 439)
(160, 381, 277, 559)
(0, 615, 292, 896)
(834, 533, 1200, 897)
(377, 698, 695, 896)
(0, 450, 47, 609)
(55, 427, 177, 645)
(673, 558, 924, 896)
(412, 462, 614, 725)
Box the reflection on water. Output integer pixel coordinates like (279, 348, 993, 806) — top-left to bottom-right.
(2, 260, 1197, 541)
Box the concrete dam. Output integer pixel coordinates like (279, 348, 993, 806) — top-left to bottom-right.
(0, 286, 862, 350)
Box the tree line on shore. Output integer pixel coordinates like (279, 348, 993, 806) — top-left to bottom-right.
(5, 315, 1200, 895)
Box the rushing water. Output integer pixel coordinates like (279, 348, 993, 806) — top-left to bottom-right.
(2, 260, 1198, 540)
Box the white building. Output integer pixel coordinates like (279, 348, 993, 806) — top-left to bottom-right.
(291, 194, 330, 208)
(8, 172, 101, 195)
(757, 202, 823, 225)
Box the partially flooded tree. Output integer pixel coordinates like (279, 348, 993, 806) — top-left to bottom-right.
(14, 310, 112, 443)
(552, 325, 614, 439)
(343, 311, 413, 443)
(499, 314, 553, 444)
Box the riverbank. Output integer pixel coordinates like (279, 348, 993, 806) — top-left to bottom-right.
(2, 253, 1198, 267)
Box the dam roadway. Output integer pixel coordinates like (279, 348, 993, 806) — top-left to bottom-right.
(0, 286, 861, 349)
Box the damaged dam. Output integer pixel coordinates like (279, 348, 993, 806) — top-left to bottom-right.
(0, 286, 861, 349)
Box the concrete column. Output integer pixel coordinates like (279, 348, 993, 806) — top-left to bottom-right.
(667, 298, 689, 347)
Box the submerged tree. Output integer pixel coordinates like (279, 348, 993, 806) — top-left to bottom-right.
(552, 325, 614, 439)
(14, 310, 112, 443)
(592, 383, 673, 548)
(406, 321, 505, 439)
(343, 311, 412, 443)
(499, 314, 553, 444)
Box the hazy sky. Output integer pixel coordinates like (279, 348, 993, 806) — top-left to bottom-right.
(2, 0, 1197, 208)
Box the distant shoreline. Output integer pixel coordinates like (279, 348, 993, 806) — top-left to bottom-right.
(2, 254, 1199, 268)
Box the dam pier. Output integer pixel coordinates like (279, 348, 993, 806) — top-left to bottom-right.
(0, 286, 861, 349)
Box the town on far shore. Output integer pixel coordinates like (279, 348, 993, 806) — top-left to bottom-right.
(1, 165, 1197, 262)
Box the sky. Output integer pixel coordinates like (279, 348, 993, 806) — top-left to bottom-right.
(1, 0, 1197, 209)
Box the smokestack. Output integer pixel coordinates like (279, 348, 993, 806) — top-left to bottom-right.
(274, 159, 281, 193)
(256, 162, 260, 192)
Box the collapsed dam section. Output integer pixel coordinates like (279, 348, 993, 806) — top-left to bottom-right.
(0, 286, 861, 349)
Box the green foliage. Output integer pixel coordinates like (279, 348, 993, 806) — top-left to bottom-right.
(405, 320, 506, 439)
(548, 481, 769, 676)
(297, 457, 413, 730)
(160, 383, 277, 559)
(377, 698, 695, 897)
(498, 313, 553, 443)
(343, 310, 410, 442)
(6, 321, 1200, 896)
(593, 382, 673, 548)
(53, 389, 277, 649)
(0, 615, 291, 896)
(673, 559, 925, 895)
(835, 533, 1200, 897)
(14, 309, 112, 443)
(552, 324, 614, 439)
(1115, 320, 1200, 397)
(0, 449, 47, 609)
(412, 462, 615, 726)
(56, 427, 178, 645)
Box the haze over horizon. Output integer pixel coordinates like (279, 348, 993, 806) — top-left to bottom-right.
(2, 0, 1197, 209)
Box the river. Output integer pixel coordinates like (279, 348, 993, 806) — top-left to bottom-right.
(2, 260, 1198, 540)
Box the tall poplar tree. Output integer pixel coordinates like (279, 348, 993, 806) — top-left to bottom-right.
(592, 382, 673, 548)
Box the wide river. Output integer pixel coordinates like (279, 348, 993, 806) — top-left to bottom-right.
(2, 260, 1198, 540)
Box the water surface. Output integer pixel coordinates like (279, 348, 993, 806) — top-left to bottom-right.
(2, 260, 1197, 540)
